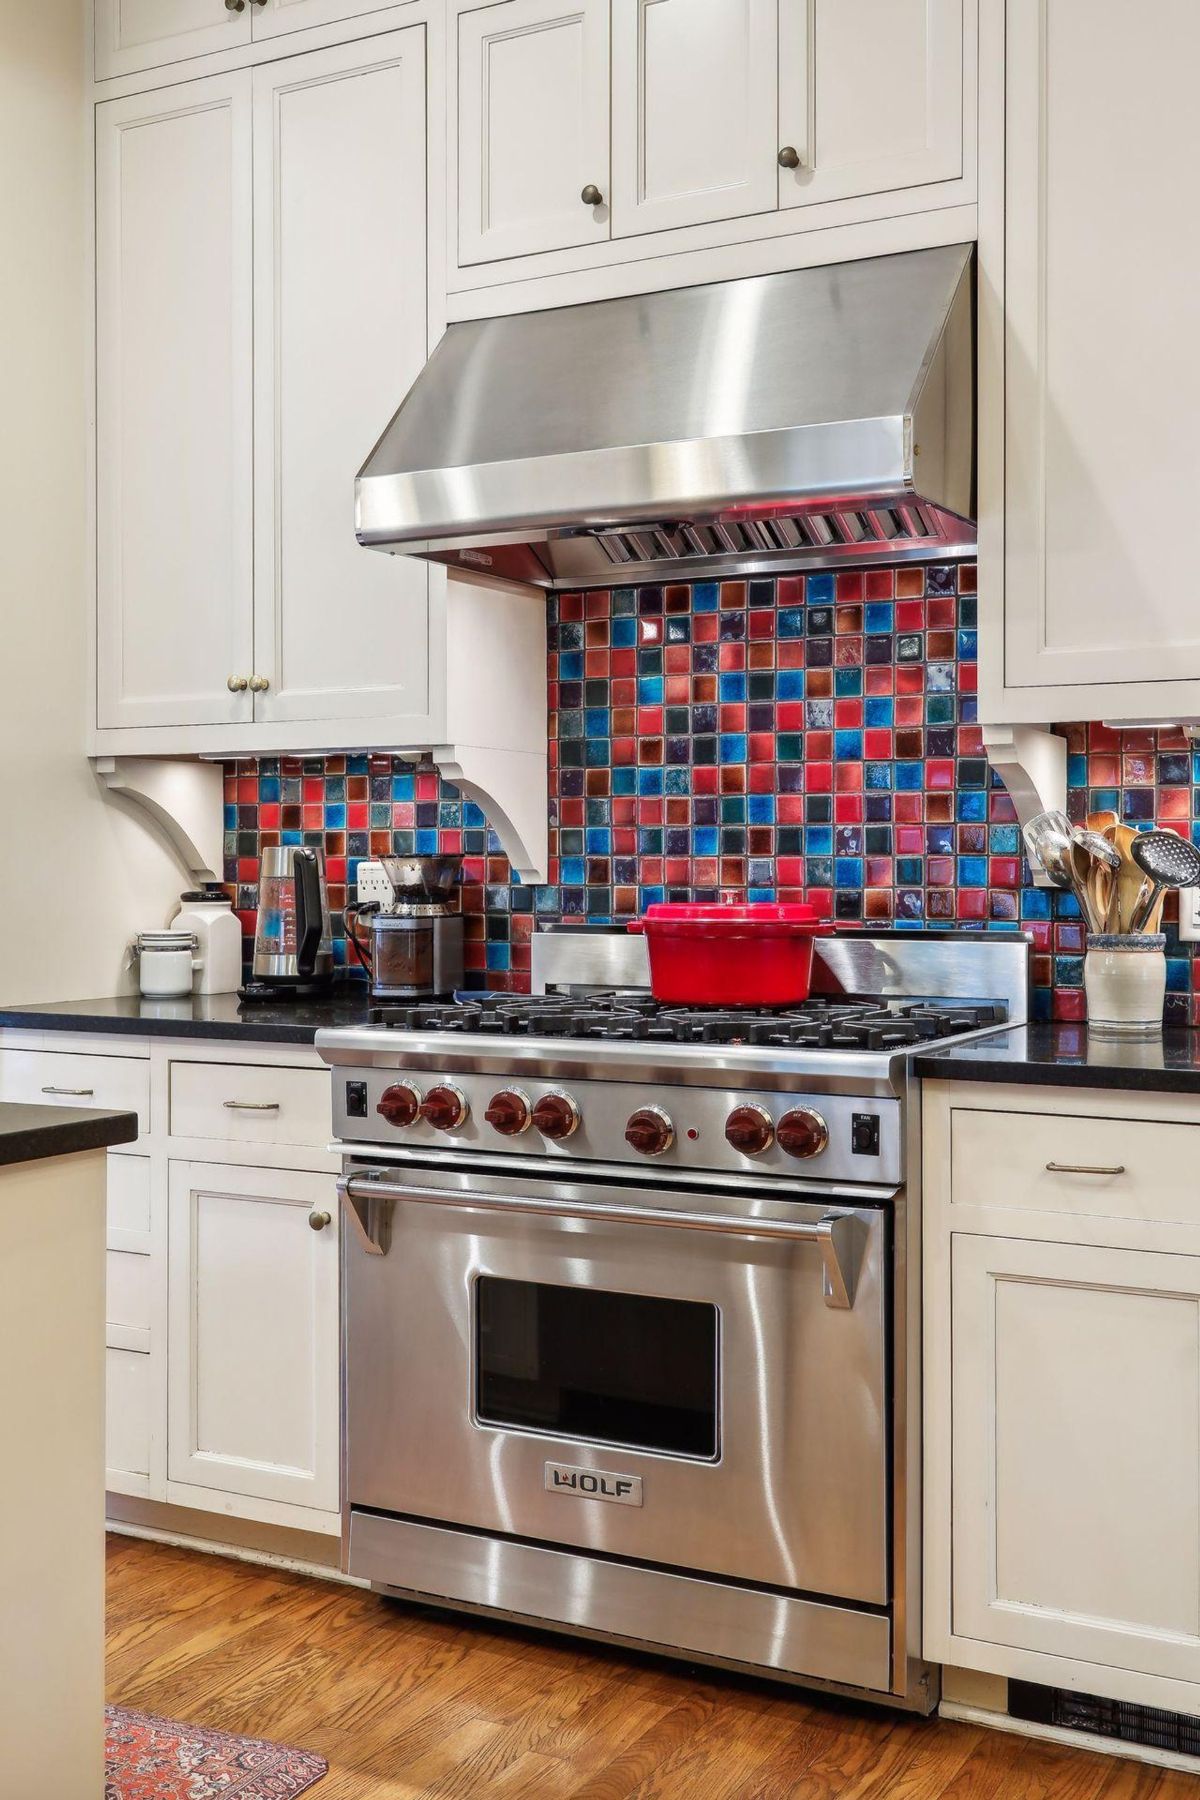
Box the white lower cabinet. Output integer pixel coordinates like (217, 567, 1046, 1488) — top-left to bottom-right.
(167, 1159, 340, 1516)
(951, 1233, 1200, 1686)
(924, 1079, 1200, 1712)
(105, 1153, 158, 1497)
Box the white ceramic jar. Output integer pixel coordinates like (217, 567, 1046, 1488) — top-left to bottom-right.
(171, 886, 243, 994)
(1083, 933, 1166, 1037)
(134, 931, 197, 1000)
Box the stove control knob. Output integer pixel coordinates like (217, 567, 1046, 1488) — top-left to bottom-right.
(531, 1091, 580, 1141)
(777, 1106, 829, 1160)
(625, 1105, 674, 1157)
(485, 1088, 532, 1136)
(725, 1104, 775, 1156)
(420, 1084, 469, 1132)
(376, 1082, 421, 1128)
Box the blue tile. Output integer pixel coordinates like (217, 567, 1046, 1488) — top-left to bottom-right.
(323, 804, 346, 828)
(834, 668, 863, 697)
(957, 792, 987, 821)
(259, 777, 280, 803)
(806, 573, 834, 606)
(719, 734, 747, 762)
(777, 608, 805, 637)
(636, 768, 664, 795)
(719, 672, 747, 701)
(1021, 889, 1052, 919)
(956, 630, 978, 660)
(989, 825, 1020, 854)
(778, 669, 805, 699)
(612, 767, 637, 795)
(865, 763, 893, 790)
(957, 856, 988, 887)
(865, 603, 894, 634)
(1166, 957, 1191, 992)
(865, 696, 894, 727)
(806, 826, 833, 855)
(895, 762, 924, 791)
(486, 943, 511, 972)
(611, 617, 637, 648)
(1067, 755, 1088, 787)
(558, 651, 584, 679)
(748, 794, 775, 824)
(585, 828, 611, 854)
(585, 709, 609, 738)
(391, 772, 415, 800)
(637, 676, 663, 704)
(896, 857, 924, 885)
(692, 582, 719, 612)
(693, 828, 718, 855)
(561, 857, 585, 884)
(834, 730, 862, 760)
(415, 829, 439, 854)
(806, 856, 834, 885)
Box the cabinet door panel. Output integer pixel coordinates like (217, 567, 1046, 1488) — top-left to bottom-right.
(251, 0, 404, 39)
(779, 0, 963, 208)
(107, 1347, 153, 1487)
(611, 0, 777, 237)
(1003, 2, 1200, 691)
(95, 0, 250, 82)
(458, 0, 611, 264)
(96, 78, 254, 730)
(952, 1234, 1200, 1682)
(168, 1161, 339, 1512)
(251, 32, 433, 728)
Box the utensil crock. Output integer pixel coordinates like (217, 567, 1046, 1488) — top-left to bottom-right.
(1083, 933, 1166, 1038)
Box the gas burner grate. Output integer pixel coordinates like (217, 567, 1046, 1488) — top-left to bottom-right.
(368, 995, 1007, 1048)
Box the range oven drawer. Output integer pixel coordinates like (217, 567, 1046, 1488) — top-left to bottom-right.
(348, 1509, 892, 1695)
(342, 1164, 891, 1608)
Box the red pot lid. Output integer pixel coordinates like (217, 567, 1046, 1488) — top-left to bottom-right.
(642, 902, 822, 924)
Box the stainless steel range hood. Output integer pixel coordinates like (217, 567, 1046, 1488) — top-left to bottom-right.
(357, 244, 975, 590)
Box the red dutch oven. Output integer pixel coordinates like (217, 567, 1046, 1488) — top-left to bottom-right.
(629, 902, 830, 1007)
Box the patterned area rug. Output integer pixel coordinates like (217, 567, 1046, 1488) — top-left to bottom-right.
(105, 1705, 327, 1798)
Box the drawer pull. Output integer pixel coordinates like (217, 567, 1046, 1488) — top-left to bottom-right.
(1044, 1160, 1126, 1177)
(222, 1100, 281, 1112)
(41, 1085, 94, 1097)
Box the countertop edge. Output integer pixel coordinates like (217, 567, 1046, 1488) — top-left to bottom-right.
(913, 1051, 1200, 1095)
(0, 1007, 325, 1047)
(0, 1105, 139, 1168)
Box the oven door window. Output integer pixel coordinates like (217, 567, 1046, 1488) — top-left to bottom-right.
(475, 1276, 719, 1460)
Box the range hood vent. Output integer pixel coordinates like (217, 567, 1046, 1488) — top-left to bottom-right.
(357, 245, 975, 590)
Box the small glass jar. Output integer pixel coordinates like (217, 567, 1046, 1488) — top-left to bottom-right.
(133, 931, 197, 1000)
(1084, 933, 1166, 1038)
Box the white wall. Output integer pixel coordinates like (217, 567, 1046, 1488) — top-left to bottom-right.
(0, 0, 191, 1003)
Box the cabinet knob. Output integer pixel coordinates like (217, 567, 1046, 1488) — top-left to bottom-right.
(778, 145, 803, 170)
(225, 0, 246, 11)
(308, 1209, 332, 1231)
(581, 184, 603, 207)
(249, 674, 270, 692)
(227, 674, 249, 692)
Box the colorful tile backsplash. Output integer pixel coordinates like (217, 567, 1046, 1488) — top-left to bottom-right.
(222, 557, 1200, 1025)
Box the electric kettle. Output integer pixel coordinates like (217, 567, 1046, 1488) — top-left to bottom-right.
(245, 846, 333, 999)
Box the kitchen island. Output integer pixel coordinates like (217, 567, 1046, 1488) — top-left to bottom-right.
(0, 1101, 138, 1798)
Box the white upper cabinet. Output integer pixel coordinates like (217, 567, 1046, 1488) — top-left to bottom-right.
(778, 0, 963, 209)
(95, 77, 255, 730)
(94, 0, 249, 82)
(457, 0, 611, 263)
(250, 34, 431, 729)
(611, 0, 778, 237)
(248, 0, 405, 42)
(983, 0, 1200, 724)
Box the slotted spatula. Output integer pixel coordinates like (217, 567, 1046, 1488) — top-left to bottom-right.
(1129, 831, 1200, 933)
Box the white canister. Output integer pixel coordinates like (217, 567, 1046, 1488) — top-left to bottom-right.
(1083, 933, 1167, 1038)
(171, 886, 243, 994)
(134, 931, 197, 1000)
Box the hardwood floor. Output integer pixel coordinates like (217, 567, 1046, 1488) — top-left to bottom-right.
(106, 1534, 1193, 1799)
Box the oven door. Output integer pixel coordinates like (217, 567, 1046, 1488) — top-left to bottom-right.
(341, 1164, 890, 1606)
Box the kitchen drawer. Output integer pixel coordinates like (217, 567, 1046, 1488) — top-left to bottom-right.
(0, 1048, 148, 1138)
(169, 1060, 330, 1150)
(107, 1248, 152, 1335)
(107, 1153, 152, 1250)
(106, 1346, 151, 1485)
(950, 1104, 1200, 1224)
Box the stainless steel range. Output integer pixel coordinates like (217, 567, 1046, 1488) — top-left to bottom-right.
(317, 929, 1029, 1713)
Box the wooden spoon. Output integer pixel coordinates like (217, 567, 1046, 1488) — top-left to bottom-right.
(1104, 823, 1144, 933)
(1087, 809, 1119, 836)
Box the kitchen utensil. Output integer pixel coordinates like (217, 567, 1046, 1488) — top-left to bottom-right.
(1105, 822, 1143, 933)
(1021, 811, 1076, 890)
(628, 902, 828, 1006)
(171, 884, 242, 994)
(345, 901, 465, 1001)
(1073, 829, 1122, 933)
(1129, 831, 1200, 932)
(1084, 933, 1167, 1038)
(1085, 809, 1119, 836)
(245, 846, 333, 997)
(132, 930, 197, 1000)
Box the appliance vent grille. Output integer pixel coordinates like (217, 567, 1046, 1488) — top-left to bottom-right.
(1009, 1680, 1200, 1759)
(592, 504, 943, 568)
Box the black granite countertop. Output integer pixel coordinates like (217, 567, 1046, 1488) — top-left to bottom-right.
(0, 1102, 138, 1166)
(0, 990, 374, 1046)
(915, 1024, 1200, 1095)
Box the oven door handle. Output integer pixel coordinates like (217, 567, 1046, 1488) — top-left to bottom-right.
(337, 1174, 868, 1309)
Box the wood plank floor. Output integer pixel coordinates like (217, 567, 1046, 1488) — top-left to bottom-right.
(106, 1535, 1194, 1799)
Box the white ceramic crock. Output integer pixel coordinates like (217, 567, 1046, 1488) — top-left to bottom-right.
(1083, 933, 1166, 1038)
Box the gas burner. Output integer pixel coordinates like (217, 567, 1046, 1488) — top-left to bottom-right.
(368, 993, 1008, 1048)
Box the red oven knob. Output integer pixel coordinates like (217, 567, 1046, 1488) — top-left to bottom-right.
(725, 1104, 775, 1156)
(420, 1084, 469, 1132)
(531, 1091, 580, 1141)
(485, 1088, 532, 1136)
(777, 1106, 829, 1160)
(376, 1082, 421, 1127)
(625, 1105, 674, 1157)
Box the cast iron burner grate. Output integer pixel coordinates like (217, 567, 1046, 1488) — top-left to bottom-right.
(368, 994, 1007, 1049)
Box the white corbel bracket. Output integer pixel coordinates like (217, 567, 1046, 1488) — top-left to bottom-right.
(422, 745, 548, 886)
(980, 724, 1068, 888)
(92, 756, 225, 884)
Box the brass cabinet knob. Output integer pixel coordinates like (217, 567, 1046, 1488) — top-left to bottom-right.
(308, 1209, 332, 1231)
(249, 674, 270, 692)
(227, 674, 249, 692)
(225, 0, 246, 11)
(581, 184, 603, 207)
(778, 145, 803, 170)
